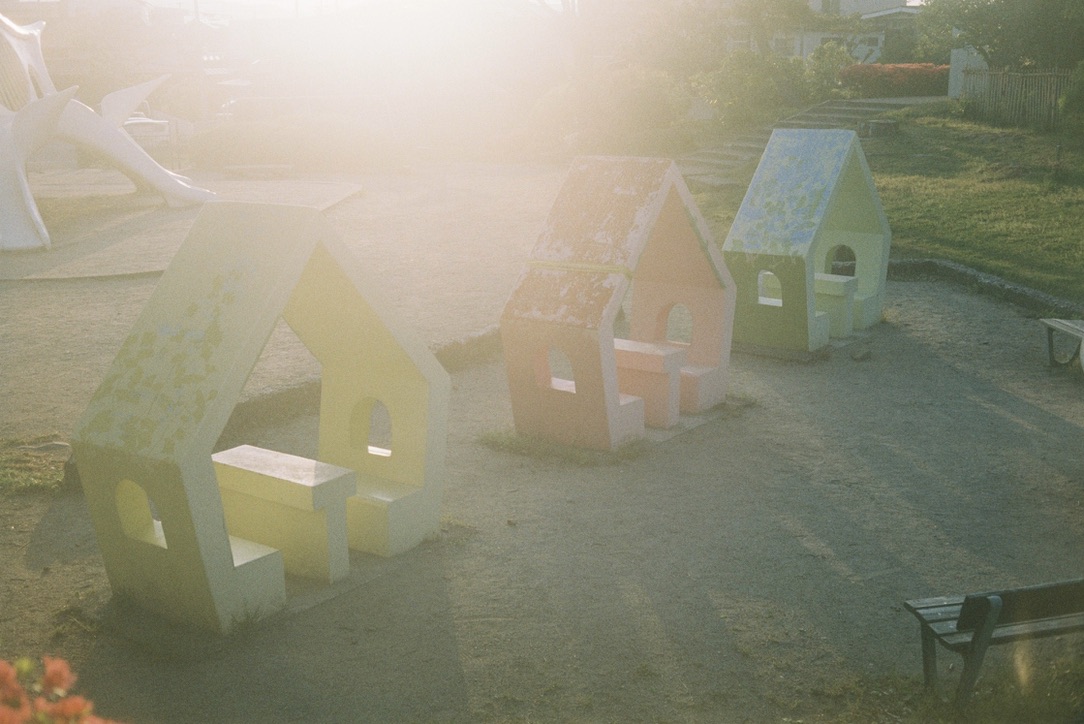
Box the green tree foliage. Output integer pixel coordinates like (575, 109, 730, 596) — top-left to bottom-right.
(693, 50, 810, 129)
(630, 1, 733, 81)
(806, 41, 855, 97)
(731, 0, 819, 56)
(919, 0, 1084, 69)
(630, 0, 843, 82)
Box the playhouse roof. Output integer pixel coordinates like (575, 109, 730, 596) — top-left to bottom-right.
(503, 156, 725, 329)
(75, 201, 443, 463)
(530, 157, 677, 269)
(722, 129, 888, 258)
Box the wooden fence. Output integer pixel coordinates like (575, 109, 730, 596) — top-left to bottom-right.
(960, 68, 1073, 131)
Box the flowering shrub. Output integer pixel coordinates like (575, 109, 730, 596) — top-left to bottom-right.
(839, 63, 949, 98)
(0, 657, 119, 724)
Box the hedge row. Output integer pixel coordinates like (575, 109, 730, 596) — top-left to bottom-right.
(839, 63, 949, 98)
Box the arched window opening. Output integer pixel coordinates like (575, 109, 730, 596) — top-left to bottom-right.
(757, 270, 783, 307)
(350, 397, 393, 458)
(116, 479, 167, 548)
(665, 304, 693, 345)
(825, 245, 856, 276)
(612, 290, 632, 338)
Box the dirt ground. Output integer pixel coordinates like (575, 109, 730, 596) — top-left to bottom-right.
(1, 163, 1083, 722)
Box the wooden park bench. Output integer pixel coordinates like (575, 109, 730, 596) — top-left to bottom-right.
(903, 578, 1084, 708)
(1040, 318, 1084, 368)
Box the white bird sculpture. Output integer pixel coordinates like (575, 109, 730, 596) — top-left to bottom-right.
(0, 13, 214, 251)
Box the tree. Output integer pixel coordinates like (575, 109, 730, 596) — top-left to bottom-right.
(919, 0, 1084, 69)
(730, 0, 818, 56)
(628, 1, 733, 80)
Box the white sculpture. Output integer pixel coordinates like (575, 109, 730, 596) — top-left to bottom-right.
(0, 14, 213, 251)
(0, 89, 75, 251)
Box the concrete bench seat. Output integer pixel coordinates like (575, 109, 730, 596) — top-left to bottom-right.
(228, 535, 281, 569)
(614, 338, 686, 428)
(547, 375, 645, 440)
(343, 474, 432, 558)
(814, 272, 858, 338)
(678, 364, 725, 414)
(548, 375, 643, 407)
(213, 445, 356, 583)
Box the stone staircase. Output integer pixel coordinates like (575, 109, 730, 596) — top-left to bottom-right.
(678, 98, 911, 189)
(774, 98, 905, 130)
(676, 131, 772, 189)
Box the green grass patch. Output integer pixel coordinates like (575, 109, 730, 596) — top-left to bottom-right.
(478, 429, 650, 466)
(862, 112, 1084, 302)
(692, 166, 761, 240)
(0, 437, 68, 494)
(693, 105, 1084, 305)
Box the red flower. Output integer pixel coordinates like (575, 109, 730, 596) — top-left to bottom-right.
(0, 660, 22, 705)
(35, 693, 92, 722)
(40, 657, 76, 696)
(0, 694, 30, 724)
(0, 658, 119, 724)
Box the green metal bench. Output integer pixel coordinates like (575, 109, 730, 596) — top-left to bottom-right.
(903, 578, 1084, 708)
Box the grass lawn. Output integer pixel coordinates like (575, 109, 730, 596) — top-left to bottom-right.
(869, 105, 1084, 302)
(695, 103, 1084, 308)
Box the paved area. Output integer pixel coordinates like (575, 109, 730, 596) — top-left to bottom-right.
(5, 168, 364, 281)
(0, 162, 567, 439)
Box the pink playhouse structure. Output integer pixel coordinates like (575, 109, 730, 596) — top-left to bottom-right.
(500, 157, 736, 450)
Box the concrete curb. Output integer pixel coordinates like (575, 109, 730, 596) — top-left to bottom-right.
(887, 258, 1084, 317)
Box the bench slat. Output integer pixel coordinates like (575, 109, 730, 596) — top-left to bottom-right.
(927, 612, 1084, 651)
(905, 579, 1084, 709)
(957, 578, 1084, 630)
(988, 612, 1084, 642)
(1040, 318, 1084, 337)
(904, 598, 963, 614)
(904, 598, 964, 622)
(906, 580, 1084, 652)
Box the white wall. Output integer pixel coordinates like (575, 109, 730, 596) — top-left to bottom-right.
(810, 0, 911, 14)
(948, 46, 987, 98)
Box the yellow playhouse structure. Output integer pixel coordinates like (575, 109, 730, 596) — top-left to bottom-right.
(73, 202, 449, 633)
(722, 129, 891, 353)
(501, 157, 736, 451)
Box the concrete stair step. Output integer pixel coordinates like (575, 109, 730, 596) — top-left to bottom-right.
(817, 101, 899, 113)
(682, 173, 747, 189)
(775, 119, 858, 129)
(796, 109, 884, 120)
(775, 98, 905, 130)
(682, 148, 761, 165)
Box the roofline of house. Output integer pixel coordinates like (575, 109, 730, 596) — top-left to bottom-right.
(861, 6, 921, 21)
